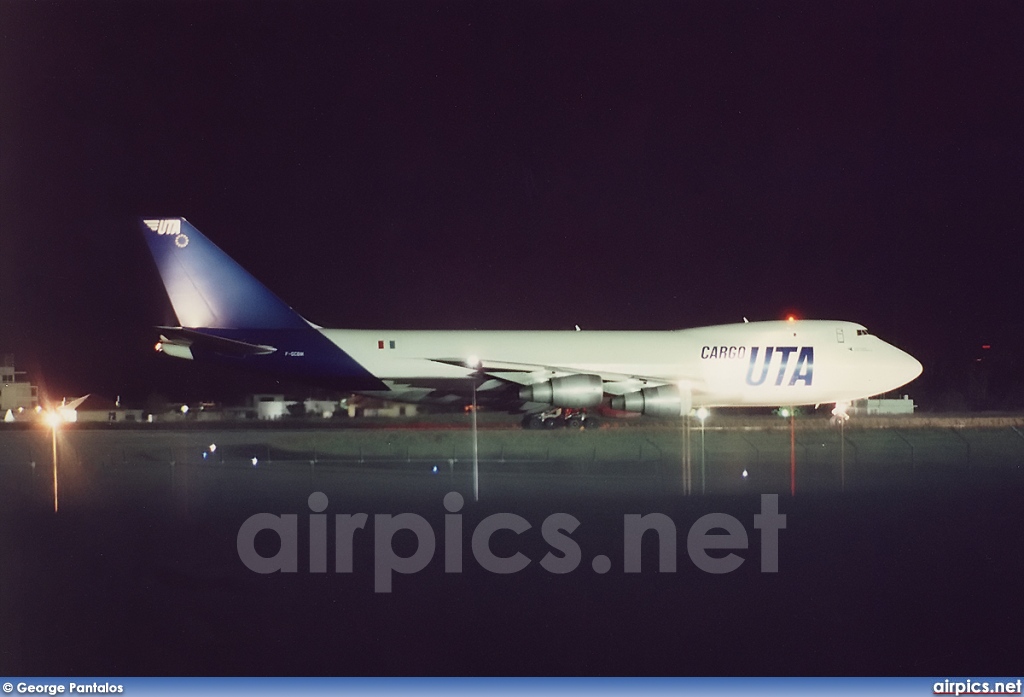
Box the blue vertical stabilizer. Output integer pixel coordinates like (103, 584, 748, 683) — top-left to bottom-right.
(141, 218, 309, 330)
(141, 218, 387, 390)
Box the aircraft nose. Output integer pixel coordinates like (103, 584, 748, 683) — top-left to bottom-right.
(890, 346, 923, 386)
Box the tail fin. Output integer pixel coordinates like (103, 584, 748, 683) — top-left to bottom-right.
(141, 218, 308, 330)
(141, 217, 387, 391)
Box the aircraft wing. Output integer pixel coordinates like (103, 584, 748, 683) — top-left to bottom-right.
(426, 356, 707, 410)
(429, 356, 699, 386)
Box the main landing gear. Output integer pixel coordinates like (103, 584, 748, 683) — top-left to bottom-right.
(521, 407, 596, 430)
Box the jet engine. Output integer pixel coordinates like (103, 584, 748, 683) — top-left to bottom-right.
(519, 374, 604, 408)
(609, 384, 692, 417)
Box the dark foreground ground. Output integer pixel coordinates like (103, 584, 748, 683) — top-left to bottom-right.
(1, 423, 1022, 676)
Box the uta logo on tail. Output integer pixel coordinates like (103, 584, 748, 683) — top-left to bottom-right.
(143, 218, 189, 248)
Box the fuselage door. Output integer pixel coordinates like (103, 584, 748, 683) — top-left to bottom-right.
(836, 328, 845, 344)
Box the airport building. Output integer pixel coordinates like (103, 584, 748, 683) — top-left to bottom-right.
(849, 395, 916, 415)
(0, 355, 39, 413)
(74, 395, 146, 423)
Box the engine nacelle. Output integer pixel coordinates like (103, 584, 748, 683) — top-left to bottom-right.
(519, 374, 604, 408)
(609, 384, 692, 418)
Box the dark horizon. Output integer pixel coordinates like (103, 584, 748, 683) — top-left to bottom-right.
(2, 2, 1023, 407)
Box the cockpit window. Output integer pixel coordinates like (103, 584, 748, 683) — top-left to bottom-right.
(857, 329, 869, 336)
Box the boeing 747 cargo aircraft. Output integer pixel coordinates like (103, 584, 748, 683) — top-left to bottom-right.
(142, 218, 921, 422)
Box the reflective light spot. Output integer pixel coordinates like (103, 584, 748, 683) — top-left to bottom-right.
(43, 411, 62, 429)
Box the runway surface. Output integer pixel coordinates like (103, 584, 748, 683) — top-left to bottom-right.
(1, 423, 1022, 675)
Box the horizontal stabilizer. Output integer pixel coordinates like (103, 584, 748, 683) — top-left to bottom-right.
(157, 327, 278, 357)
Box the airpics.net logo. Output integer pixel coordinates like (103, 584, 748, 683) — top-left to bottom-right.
(143, 218, 189, 248)
(236, 492, 787, 593)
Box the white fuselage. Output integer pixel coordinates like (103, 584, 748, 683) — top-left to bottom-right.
(323, 319, 922, 408)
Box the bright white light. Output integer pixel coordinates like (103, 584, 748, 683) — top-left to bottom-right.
(208, 443, 217, 453)
(695, 407, 710, 422)
(830, 401, 851, 425)
(432, 465, 438, 474)
(180, 404, 189, 415)
(779, 408, 791, 418)
(467, 355, 481, 369)
(43, 411, 61, 429)
(251, 457, 258, 466)
(742, 469, 748, 478)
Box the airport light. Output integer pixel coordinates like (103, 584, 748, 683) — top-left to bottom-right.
(831, 402, 850, 423)
(832, 402, 849, 491)
(44, 409, 60, 513)
(783, 406, 795, 496)
(467, 355, 481, 501)
(43, 410, 62, 430)
(695, 407, 709, 494)
(680, 413, 692, 496)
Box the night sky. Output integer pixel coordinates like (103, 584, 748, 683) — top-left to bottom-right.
(2, 1, 1023, 406)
